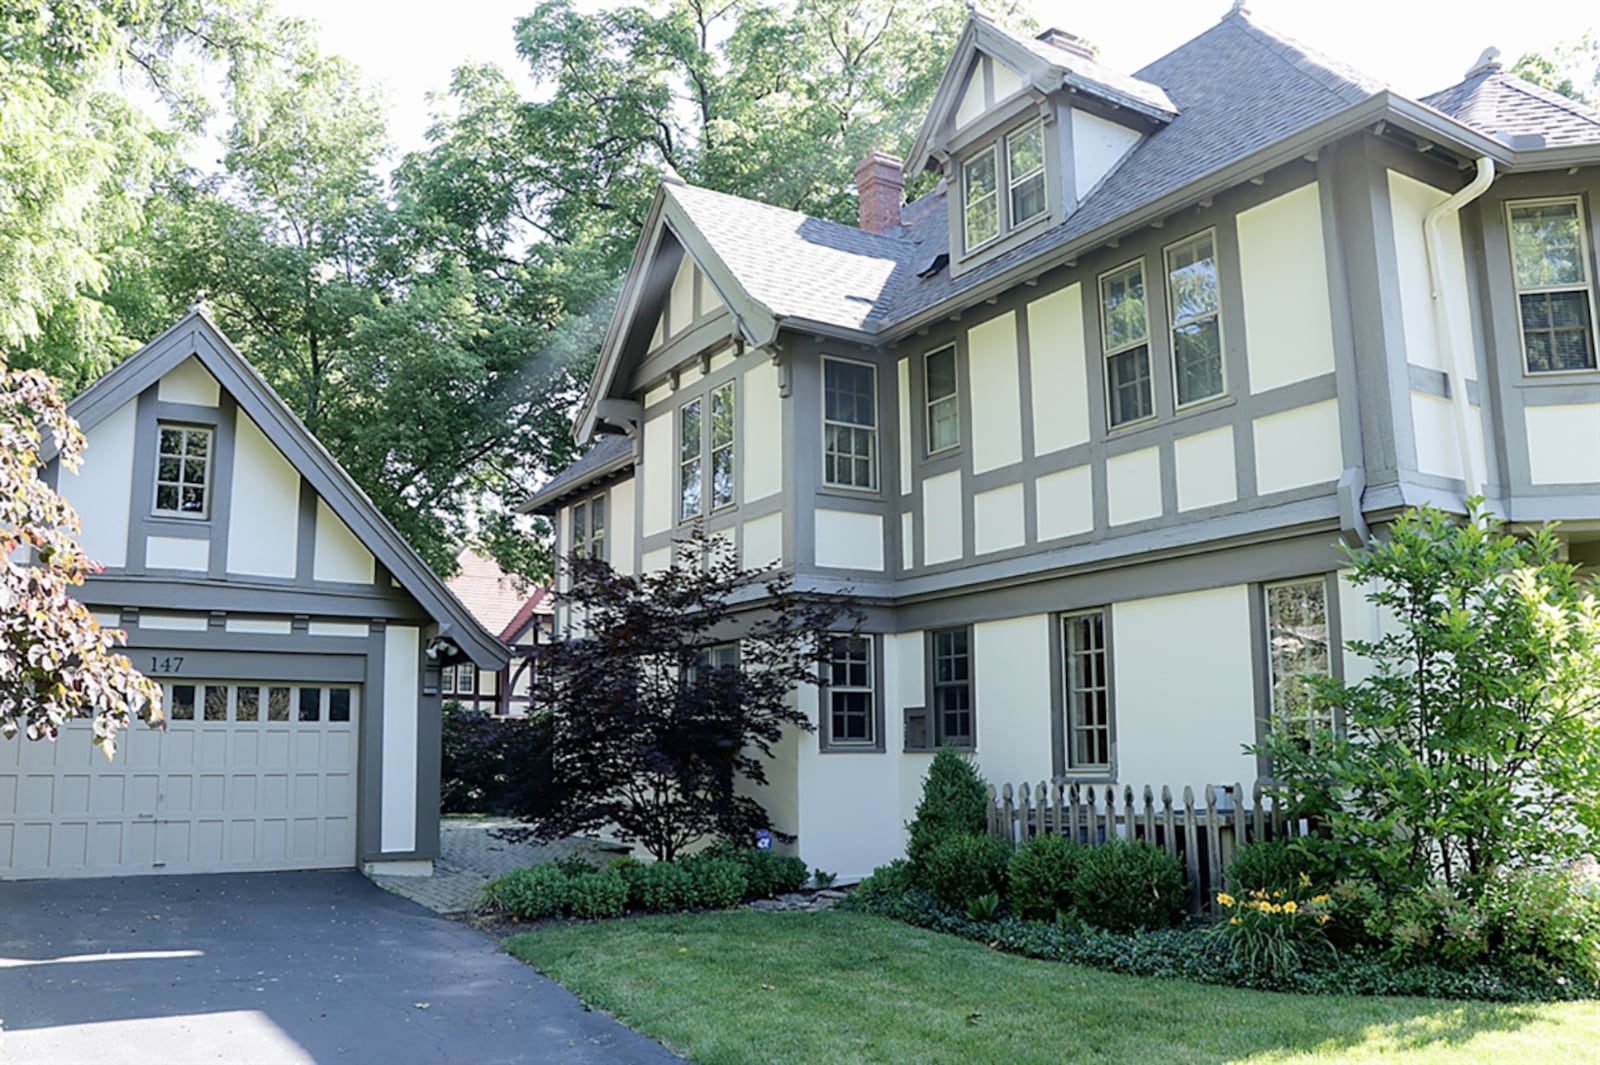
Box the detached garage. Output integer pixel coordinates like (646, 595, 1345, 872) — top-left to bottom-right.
(0, 308, 506, 879)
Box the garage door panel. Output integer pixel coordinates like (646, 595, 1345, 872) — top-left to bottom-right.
(2, 681, 360, 878)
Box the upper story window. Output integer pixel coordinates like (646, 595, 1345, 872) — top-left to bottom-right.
(155, 424, 212, 518)
(1099, 260, 1154, 428)
(1165, 230, 1226, 407)
(572, 493, 606, 561)
(962, 119, 1048, 254)
(1265, 577, 1333, 750)
(822, 357, 878, 491)
(924, 345, 959, 455)
(1007, 121, 1047, 228)
(687, 641, 739, 685)
(1507, 198, 1598, 374)
(678, 381, 737, 522)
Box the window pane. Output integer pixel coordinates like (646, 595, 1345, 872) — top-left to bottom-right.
(964, 147, 999, 247)
(204, 685, 228, 722)
(571, 502, 587, 552)
(160, 428, 183, 454)
(268, 687, 290, 721)
(1509, 201, 1586, 288)
(299, 687, 322, 722)
(712, 446, 735, 508)
(1011, 174, 1046, 228)
(329, 689, 351, 723)
(185, 432, 208, 458)
(1520, 291, 1596, 372)
(679, 400, 701, 461)
(181, 486, 205, 513)
(680, 457, 702, 519)
(158, 457, 181, 482)
(824, 360, 876, 427)
(925, 347, 959, 452)
(711, 383, 734, 448)
(591, 496, 605, 538)
(1108, 346, 1153, 426)
(1007, 123, 1047, 227)
(236, 687, 259, 722)
(1101, 262, 1149, 353)
(1267, 580, 1332, 745)
(1064, 612, 1110, 770)
(184, 459, 207, 486)
(1174, 318, 1224, 405)
(171, 684, 195, 721)
(1167, 234, 1220, 323)
(156, 485, 180, 511)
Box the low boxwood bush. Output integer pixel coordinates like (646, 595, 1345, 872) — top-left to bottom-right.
(629, 861, 695, 913)
(683, 855, 749, 910)
(484, 863, 569, 920)
(853, 859, 915, 903)
(921, 833, 1010, 910)
(703, 844, 809, 898)
(1072, 839, 1186, 932)
(1008, 834, 1084, 922)
(566, 869, 629, 919)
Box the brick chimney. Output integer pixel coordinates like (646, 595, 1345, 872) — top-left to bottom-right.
(855, 152, 905, 235)
(1036, 28, 1096, 62)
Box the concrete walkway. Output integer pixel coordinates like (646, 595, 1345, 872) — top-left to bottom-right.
(369, 819, 626, 915)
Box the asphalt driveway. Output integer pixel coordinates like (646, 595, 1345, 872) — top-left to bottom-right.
(0, 871, 683, 1065)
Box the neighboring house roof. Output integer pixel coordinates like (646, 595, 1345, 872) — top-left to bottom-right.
(1422, 65, 1600, 148)
(446, 548, 550, 643)
(517, 433, 635, 515)
(65, 307, 508, 670)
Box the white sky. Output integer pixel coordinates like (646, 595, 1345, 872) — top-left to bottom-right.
(273, 0, 1596, 158)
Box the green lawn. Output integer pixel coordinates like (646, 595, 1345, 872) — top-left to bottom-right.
(506, 910, 1600, 1065)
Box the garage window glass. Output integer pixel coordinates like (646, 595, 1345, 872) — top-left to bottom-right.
(154, 425, 213, 518)
(329, 689, 352, 722)
(299, 687, 321, 721)
(237, 686, 260, 722)
(170, 684, 196, 720)
(268, 687, 291, 721)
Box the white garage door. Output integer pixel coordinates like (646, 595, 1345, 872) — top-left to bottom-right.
(0, 681, 358, 879)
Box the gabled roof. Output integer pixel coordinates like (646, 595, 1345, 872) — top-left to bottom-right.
(66, 308, 508, 670)
(905, 14, 1176, 177)
(1422, 64, 1600, 148)
(446, 548, 550, 643)
(517, 433, 634, 515)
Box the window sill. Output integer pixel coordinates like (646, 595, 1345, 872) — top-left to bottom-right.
(819, 743, 886, 755)
(1515, 369, 1600, 387)
(817, 485, 881, 501)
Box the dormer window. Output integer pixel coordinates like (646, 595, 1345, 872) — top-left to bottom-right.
(962, 119, 1048, 254)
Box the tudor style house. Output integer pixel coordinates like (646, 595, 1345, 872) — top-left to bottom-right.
(0, 309, 506, 880)
(444, 548, 551, 716)
(521, 10, 1600, 881)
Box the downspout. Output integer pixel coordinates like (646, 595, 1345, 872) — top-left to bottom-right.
(1422, 156, 1495, 512)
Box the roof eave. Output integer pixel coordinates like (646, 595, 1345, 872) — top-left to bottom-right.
(883, 92, 1515, 342)
(515, 451, 636, 516)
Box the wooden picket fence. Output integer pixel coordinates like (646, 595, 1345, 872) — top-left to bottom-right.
(986, 780, 1308, 916)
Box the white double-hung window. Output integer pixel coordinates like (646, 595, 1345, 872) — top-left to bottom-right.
(1100, 260, 1154, 428)
(678, 381, 736, 522)
(1507, 198, 1598, 373)
(822, 357, 878, 490)
(961, 120, 1047, 254)
(924, 345, 959, 454)
(1165, 230, 1226, 406)
(154, 424, 213, 518)
(1265, 578, 1334, 748)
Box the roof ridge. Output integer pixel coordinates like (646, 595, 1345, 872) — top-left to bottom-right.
(669, 182, 914, 250)
(1200, 12, 1387, 99)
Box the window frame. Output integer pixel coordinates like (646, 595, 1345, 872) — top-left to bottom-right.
(1258, 575, 1340, 757)
(820, 633, 884, 752)
(1058, 608, 1115, 777)
(152, 423, 215, 520)
(1505, 196, 1600, 376)
(927, 625, 975, 750)
(678, 396, 703, 523)
(923, 344, 960, 456)
(1163, 228, 1228, 410)
(821, 355, 880, 492)
(709, 380, 736, 511)
(571, 491, 608, 563)
(1006, 119, 1048, 230)
(962, 143, 1001, 252)
(1098, 258, 1156, 430)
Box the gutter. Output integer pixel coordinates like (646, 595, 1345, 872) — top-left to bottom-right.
(1422, 155, 1495, 509)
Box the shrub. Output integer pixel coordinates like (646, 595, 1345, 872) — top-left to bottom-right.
(1482, 865, 1600, 984)
(733, 847, 810, 898)
(629, 861, 695, 914)
(906, 748, 990, 881)
(851, 859, 915, 903)
(440, 704, 554, 816)
(565, 869, 629, 919)
(921, 833, 1010, 909)
(1072, 840, 1186, 932)
(1226, 840, 1327, 895)
(1008, 834, 1084, 922)
(683, 856, 749, 910)
(553, 855, 599, 877)
(483, 864, 569, 920)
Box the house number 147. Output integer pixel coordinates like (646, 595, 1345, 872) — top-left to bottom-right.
(148, 656, 185, 674)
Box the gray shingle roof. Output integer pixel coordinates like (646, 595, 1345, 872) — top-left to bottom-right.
(1020, 31, 1176, 119)
(520, 433, 633, 513)
(667, 184, 910, 332)
(1421, 67, 1600, 148)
